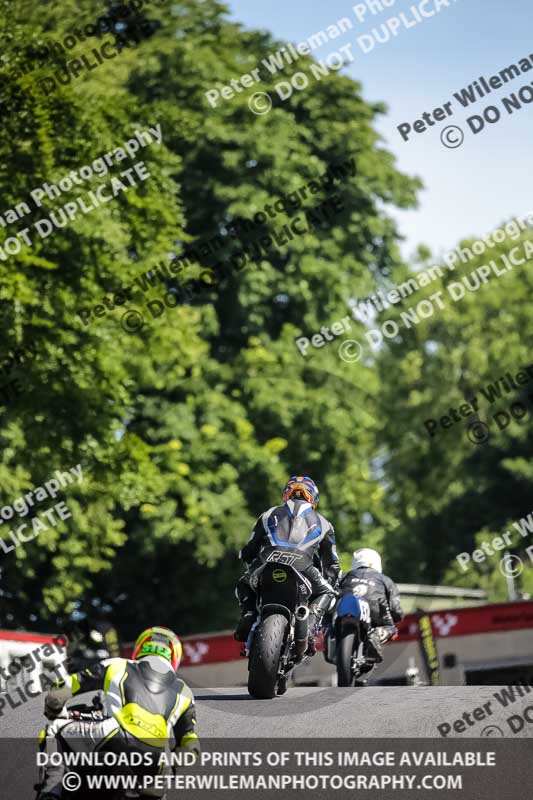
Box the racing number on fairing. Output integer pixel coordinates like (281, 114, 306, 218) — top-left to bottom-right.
(359, 599, 370, 624)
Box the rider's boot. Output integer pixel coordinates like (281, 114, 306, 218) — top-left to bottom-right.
(306, 635, 317, 657)
(366, 626, 397, 663)
(234, 579, 258, 642)
(366, 630, 384, 663)
(234, 611, 257, 642)
(306, 593, 334, 656)
(358, 661, 375, 685)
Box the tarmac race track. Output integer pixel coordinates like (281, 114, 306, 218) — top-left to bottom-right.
(4, 685, 533, 738)
(190, 686, 533, 738)
(3, 687, 533, 799)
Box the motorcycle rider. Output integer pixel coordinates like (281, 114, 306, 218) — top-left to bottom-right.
(338, 548, 403, 663)
(37, 626, 200, 800)
(63, 605, 120, 671)
(234, 475, 340, 656)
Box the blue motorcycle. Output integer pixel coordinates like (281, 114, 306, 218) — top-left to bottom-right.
(324, 594, 373, 686)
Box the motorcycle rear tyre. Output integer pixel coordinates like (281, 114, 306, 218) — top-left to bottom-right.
(336, 630, 356, 687)
(248, 614, 288, 699)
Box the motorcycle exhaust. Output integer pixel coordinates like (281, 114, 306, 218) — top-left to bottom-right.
(294, 606, 310, 658)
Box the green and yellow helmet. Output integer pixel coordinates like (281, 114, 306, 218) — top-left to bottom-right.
(132, 626, 183, 671)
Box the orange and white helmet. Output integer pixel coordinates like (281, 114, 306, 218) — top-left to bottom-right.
(283, 476, 319, 508)
(132, 626, 183, 671)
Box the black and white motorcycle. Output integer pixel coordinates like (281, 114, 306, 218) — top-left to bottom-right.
(245, 559, 313, 699)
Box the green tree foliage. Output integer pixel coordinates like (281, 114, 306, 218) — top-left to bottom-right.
(13, 0, 525, 639)
(376, 226, 533, 599)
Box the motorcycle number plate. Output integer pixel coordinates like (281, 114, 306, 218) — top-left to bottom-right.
(359, 599, 371, 623)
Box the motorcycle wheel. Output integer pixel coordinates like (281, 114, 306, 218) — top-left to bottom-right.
(248, 613, 288, 699)
(336, 630, 356, 687)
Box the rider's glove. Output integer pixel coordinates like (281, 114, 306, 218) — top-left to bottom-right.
(172, 741, 201, 775)
(327, 565, 341, 591)
(183, 734, 201, 761)
(187, 743, 201, 763)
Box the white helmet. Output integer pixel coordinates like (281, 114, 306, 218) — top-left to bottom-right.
(352, 548, 382, 573)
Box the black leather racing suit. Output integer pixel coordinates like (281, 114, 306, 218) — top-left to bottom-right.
(236, 499, 340, 637)
(339, 566, 404, 658)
